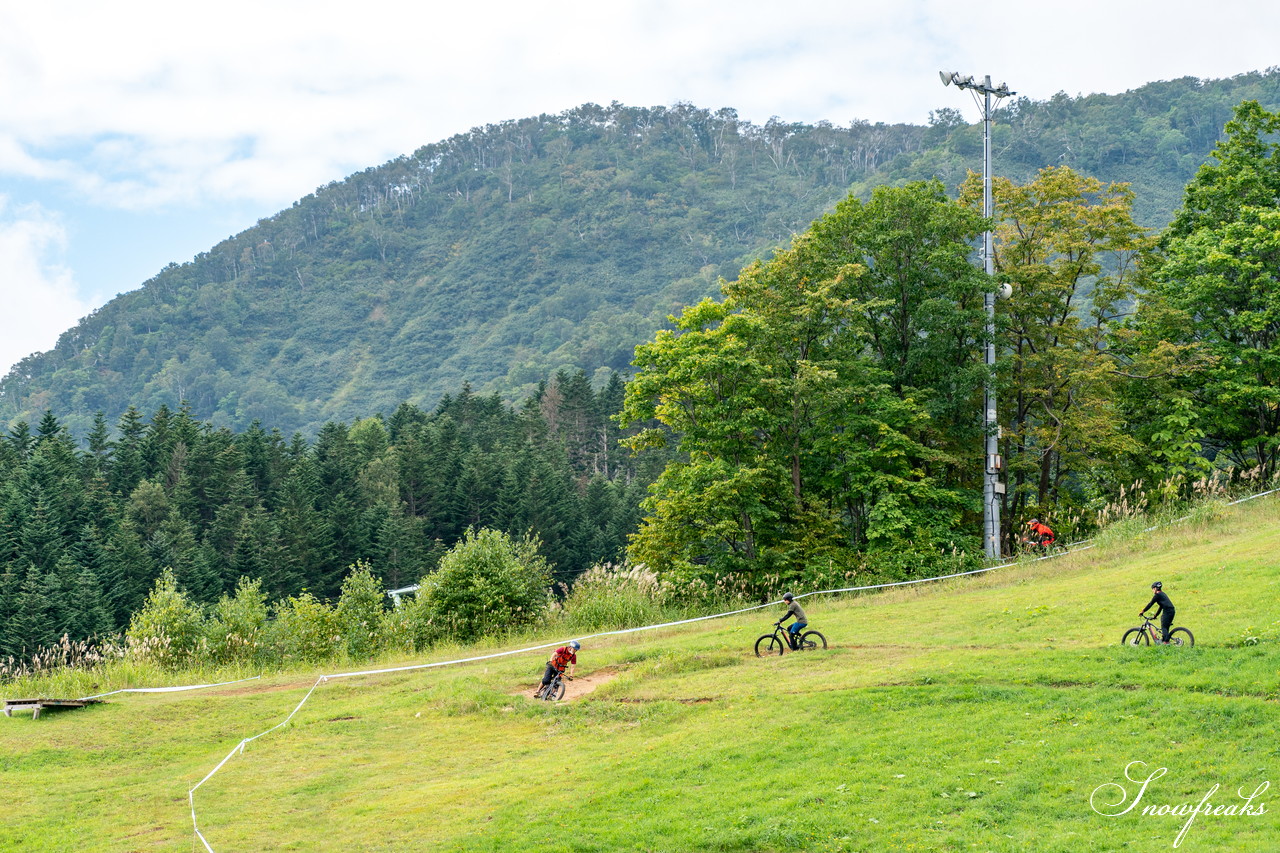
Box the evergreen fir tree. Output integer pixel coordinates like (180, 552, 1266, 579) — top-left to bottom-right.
(5, 563, 55, 655)
(373, 507, 425, 590)
(0, 480, 27, 565)
(69, 563, 114, 640)
(231, 505, 293, 599)
(109, 406, 148, 497)
(46, 552, 79, 640)
(20, 492, 64, 572)
(102, 519, 158, 626)
(7, 421, 34, 462)
(151, 508, 220, 603)
(83, 411, 114, 478)
(0, 563, 21, 652)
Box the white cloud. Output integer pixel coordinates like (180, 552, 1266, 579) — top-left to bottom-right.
(2, 0, 1279, 218)
(1, 0, 1279, 370)
(0, 199, 94, 376)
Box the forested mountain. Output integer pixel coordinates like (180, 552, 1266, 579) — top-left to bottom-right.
(3, 71, 1279, 438)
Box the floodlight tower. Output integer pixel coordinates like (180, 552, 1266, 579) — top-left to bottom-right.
(940, 71, 1015, 560)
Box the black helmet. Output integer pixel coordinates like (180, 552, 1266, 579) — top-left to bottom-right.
(1151, 581, 1162, 590)
(782, 592, 794, 602)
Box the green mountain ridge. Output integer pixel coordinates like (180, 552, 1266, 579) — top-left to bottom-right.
(4, 70, 1280, 437)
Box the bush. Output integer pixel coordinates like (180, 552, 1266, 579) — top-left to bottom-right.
(204, 577, 270, 665)
(382, 594, 435, 653)
(269, 593, 341, 663)
(335, 560, 386, 660)
(415, 528, 552, 641)
(125, 568, 205, 668)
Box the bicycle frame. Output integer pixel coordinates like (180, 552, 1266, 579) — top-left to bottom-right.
(773, 622, 802, 649)
(536, 670, 566, 700)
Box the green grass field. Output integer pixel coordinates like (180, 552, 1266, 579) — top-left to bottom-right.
(3, 499, 1277, 852)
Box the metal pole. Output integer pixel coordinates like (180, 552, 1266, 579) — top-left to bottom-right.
(939, 71, 1014, 560)
(981, 79, 1000, 560)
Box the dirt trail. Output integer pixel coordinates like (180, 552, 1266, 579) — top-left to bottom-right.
(521, 667, 621, 702)
(561, 668, 620, 700)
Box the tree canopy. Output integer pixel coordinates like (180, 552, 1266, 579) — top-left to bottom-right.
(620, 181, 987, 585)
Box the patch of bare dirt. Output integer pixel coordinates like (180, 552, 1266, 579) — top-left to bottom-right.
(560, 668, 621, 700)
(518, 668, 621, 702)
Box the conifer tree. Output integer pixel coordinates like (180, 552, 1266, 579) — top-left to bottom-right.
(68, 563, 114, 640)
(5, 563, 55, 654)
(109, 406, 148, 496)
(102, 519, 158, 626)
(83, 412, 114, 477)
(0, 563, 20, 652)
(8, 421, 34, 462)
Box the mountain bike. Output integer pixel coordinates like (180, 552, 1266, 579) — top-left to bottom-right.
(1018, 535, 1058, 557)
(755, 622, 827, 656)
(1122, 614, 1194, 647)
(534, 671, 570, 700)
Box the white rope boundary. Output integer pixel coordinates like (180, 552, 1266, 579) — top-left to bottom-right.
(77, 675, 262, 702)
(171, 485, 1275, 850)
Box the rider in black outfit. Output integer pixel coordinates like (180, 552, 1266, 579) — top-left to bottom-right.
(1141, 581, 1175, 644)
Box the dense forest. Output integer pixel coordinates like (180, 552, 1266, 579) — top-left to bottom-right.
(0, 372, 663, 659)
(3, 71, 1279, 439)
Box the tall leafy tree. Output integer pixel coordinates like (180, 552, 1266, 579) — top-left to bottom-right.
(963, 166, 1151, 528)
(620, 183, 984, 584)
(1137, 101, 1280, 476)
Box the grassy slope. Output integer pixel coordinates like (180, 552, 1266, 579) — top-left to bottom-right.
(2, 500, 1278, 852)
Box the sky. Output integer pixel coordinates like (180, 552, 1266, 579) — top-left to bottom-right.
(1, 0, 1278, 376)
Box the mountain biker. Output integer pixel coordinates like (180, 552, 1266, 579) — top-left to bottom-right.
(778, 592, 807, 649)
(1024, 517, 1055, 548)
(1141, 582, 1175, 644)
(536, 640, 579, 695)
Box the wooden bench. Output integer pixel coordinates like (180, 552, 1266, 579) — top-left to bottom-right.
(3, 698, 102, 719)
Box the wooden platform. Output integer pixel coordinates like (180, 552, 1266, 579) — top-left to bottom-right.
(3, 698, 103, 719)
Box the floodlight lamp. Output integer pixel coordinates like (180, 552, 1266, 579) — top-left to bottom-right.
(939, 70, 954, 86)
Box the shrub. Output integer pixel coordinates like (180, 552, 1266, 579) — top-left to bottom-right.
(125, 568, 205, 668)
(204, 577, 270, 665)
(335, 560, 386, 661)
(382, 594, 435, 652)
(269, 593, 341, 663)
(415, 528, 552, 641)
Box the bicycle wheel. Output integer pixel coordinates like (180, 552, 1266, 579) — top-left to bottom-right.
(799, 631, 827, 651)
(552, 680, 566, 700)
(755, 634, 785, 656)
(1122, 628, 1149, 646)
(1168, 628, 1194, 647)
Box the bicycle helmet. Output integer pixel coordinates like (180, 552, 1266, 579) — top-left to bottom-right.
(782, 592, 794, 602)
(1151, 581, 1162, 590)
(569, 640, 581, 650)
(1028, 517, 1039, 525)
